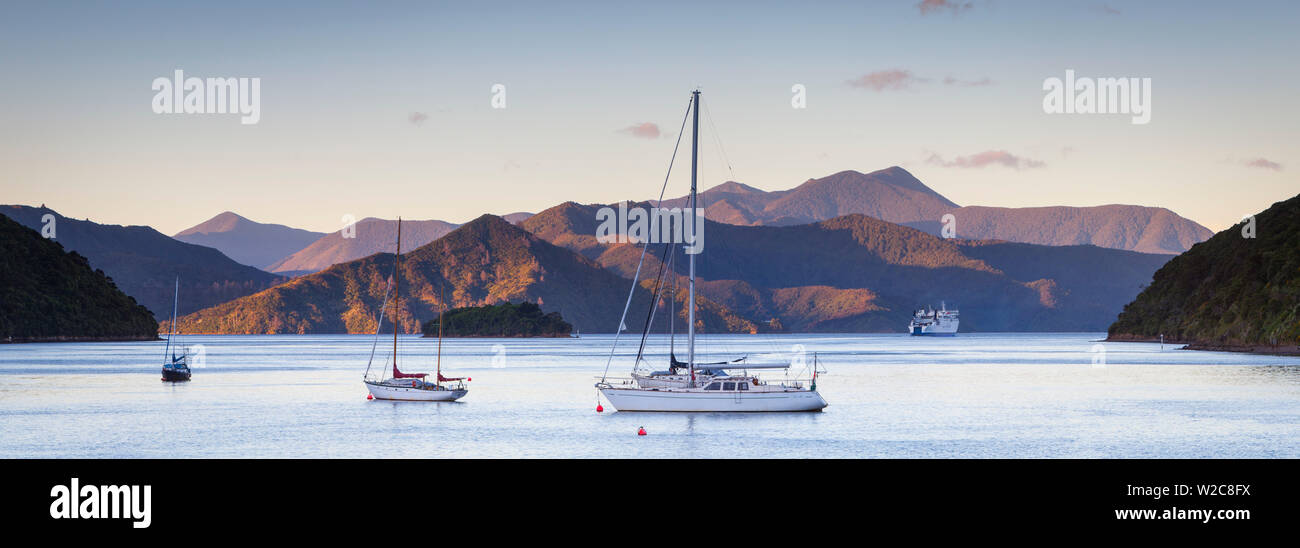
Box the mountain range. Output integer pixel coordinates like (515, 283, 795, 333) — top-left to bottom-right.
(173, 211, 325, 270)
(169, 215, 752, 334)
(658, 167, 1211, 254)
(165, 197, 1175, 335)
(1, 213, 158, 342)
(6, 166, 1215, 336)
(158, 167, 1209, 279)
(264, 217, 460, 276)
(520, 201, 1172, 332)
(1, 205, 284, 319)
(1108, 193, 1300, 353)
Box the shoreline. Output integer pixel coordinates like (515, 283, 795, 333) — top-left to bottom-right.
(2, 335, 162, 344)
(1105, 334, 1300, 356)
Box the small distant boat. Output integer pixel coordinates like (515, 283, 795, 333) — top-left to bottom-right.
(362, 218, 468, 402)
(909, 302, 959, 336)
(596, 90, 827, 412)
(160, 277, 192, 382)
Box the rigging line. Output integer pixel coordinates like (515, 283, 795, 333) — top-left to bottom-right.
(634, 241, 676, 365)
(364, 277, 394, 380)
(701, 97, 735, 181)
(600, 95, 694, 383)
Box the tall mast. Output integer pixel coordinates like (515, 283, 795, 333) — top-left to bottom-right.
(687, 89, 699, 386)
(165, 275, 178, 360)
(437, 285, 444, 379)
(392, 218, 401, 367)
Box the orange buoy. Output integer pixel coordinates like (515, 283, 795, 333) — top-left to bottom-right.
(366, 394, 373, 400)
(596, 404, 604, 413)
(637, 426, 646, 436)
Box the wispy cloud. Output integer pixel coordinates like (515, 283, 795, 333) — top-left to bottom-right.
(408, 112, 429, 126)
(1094, 3, 1121, 15)
(1242, 157, 1283, 171)
(849, 70, 993, 92)
(917, 0, 973, 16)
(926, 150, 1046, 170)
(847, 69, 927, 91)
(619, 122, 661, 139)
(943, 76, 994, 87)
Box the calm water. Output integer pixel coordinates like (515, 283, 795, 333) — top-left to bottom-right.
(1, 333, 1298, 458)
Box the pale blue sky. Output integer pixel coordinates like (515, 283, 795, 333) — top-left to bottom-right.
(1, 0, 1295, 234)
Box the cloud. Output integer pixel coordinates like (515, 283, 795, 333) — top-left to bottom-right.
(1242, 157, 1283, 171)
(1094, 3, 1121, 15)
(408, 112, 429, 126)
(847, 69, 927, 91)
(926, 150, 1046, 170)
(917, 0, 973, 15)
(619, 122, 661, 139)
(943, 76, 994, 87)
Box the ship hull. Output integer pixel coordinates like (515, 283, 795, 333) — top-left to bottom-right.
(161, 368, 191, 382)
(365, 381, 467, 402)
(909, 321, 959, 336)
(599, 387, 826, 412)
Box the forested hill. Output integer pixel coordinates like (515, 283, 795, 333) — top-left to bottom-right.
(1, 213, 158, 342)
(1107, 193, 1300, 353)
(422, 301, 573, 337)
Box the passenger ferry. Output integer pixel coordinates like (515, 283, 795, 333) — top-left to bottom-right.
(909, 303, 959, 336)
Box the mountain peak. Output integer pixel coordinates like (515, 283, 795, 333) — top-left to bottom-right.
(809, 167, 951, 202)
(176, 211, 248, 236)
(705, 181, 765, 195)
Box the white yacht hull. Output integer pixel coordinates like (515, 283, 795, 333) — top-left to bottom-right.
(365, 381, 467, 402)
(599, 387, 826, 412)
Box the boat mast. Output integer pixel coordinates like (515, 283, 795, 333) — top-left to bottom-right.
(437, 285, 444, 380)
(687, 89, 699, 386)
(392, 218, 401, 368)
(165, 275, 179, 360)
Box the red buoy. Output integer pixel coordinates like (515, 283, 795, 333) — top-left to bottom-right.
(596, 404, 604, 413)
(366, 394, 373, 400)
(637, 426, 647, 436)
(467, 377, 472, 382)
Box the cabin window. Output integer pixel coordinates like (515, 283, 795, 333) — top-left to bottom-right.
(738, 383, 749, 391)
(723, 382, 736, 391)
(704, 382, 721, 391)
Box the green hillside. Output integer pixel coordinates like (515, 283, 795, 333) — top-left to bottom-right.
(423, 301, 572, 337)
(1108, 193, 1300, 351)
(0, 213, 158, 342)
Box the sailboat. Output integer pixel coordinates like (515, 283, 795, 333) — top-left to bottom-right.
(160, 276, 192, 382)
(363, 218, 469, 402)
(596, 90, 827, 412)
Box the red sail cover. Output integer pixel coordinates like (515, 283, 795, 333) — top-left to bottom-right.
(437, 374, 464, 382)
(392, 364, 427, 379)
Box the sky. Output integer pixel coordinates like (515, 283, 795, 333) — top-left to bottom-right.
(1, 0, 1296, 235)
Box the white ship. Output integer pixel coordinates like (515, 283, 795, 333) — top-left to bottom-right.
(595, 90, 827, 413)
(908, 302, 959, 336)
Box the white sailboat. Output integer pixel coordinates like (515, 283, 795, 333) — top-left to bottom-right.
(596, 90, 827, 412)
(363, 218, 468, 402)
